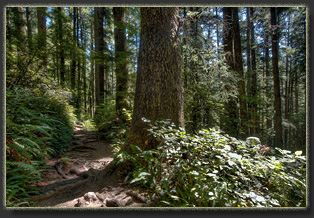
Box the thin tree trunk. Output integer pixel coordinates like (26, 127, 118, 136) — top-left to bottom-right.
(250, 8, 257, 135)
(271, 7, 283, 148)
(246, 7, 252, 135)
(90, 21, 95, 118)
(264, 20, 272, 145)
(94, 7, 100, 107)
(284, 16, 290, 149)
(70, 7, 77, 91)
(98, 8, 105, 105)
(26, 7, 33, 54)
(294, 70, 299, 150)
(246, 8, 251, 73)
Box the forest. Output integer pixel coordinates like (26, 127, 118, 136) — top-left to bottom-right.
(5, 6, 307, 208)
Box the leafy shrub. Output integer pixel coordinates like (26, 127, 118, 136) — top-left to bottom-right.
(6, 87, 76, 206)
(95, 100, 132, 143)
(116, 120, 306, 207)
(82, 119, 96, 131)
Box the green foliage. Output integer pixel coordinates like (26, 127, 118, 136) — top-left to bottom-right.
(116, 120, 306, 207)
(6, 161, 42, 207)
(95, 100, 132, 143)
(6, 87, 76, 206)
(81, 119, 96, 131)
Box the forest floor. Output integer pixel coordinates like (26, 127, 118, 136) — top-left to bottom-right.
(31, 125, 152, 208)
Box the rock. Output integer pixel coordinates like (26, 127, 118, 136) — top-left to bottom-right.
(122, 197, 133, 206)
(84, 192, 97, 201)
(106, 199, 120, 207)
(74, 199, 84, 207)
(95, 192, 105, 202)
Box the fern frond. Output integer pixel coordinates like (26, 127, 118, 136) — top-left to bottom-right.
(16, 136, 41, 151)
(10, 141, 32, 159)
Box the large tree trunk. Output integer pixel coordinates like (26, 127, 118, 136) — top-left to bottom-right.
(233, 7, 247, 138)
(11, 7, 29, 87)
(222, 7, 238, 137)
(13, 7, 27, 72)
(26, 7, 33, 54)
(250, 8, 258, 135)
(56, 7, 65, 86)
(70, 7, 77, 91)
(94, 7, 105, 107)
(126, 7, 184, 151)
(247, 8, 257, 135)
(98, 8, 105, 106)
(37, 7, 47, 71)
(270, 8, 283, 148)
(188, 7, 201, 133)
(113, 7, 130, 118)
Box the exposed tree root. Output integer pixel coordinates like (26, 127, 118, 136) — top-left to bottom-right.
(30, 168, 97, 202)
(54, 160, 73, 179)
(30, 128, 152, 207)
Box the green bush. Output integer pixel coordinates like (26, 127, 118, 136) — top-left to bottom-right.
(95, 100, 132, 143)
(6, 87, 76, 206)
(116, 120, 306, 207)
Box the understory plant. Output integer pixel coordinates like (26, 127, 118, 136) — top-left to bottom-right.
(116, 120, 306, 207)
(6, 87, 76, 207)
(95, 100, 132, 144)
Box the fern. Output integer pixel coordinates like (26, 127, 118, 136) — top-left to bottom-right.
(6, 87, 76, 207)
(10, 141, 32, 160)
(7, 161, 38, 173)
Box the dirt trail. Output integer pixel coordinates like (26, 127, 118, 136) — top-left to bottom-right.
(32, 126, 151, 208)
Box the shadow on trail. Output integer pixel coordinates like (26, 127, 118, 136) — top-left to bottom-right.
(31, 126, 149, 208)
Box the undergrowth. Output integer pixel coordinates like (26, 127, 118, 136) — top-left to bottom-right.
(6, 87, 77, 207)
(114, 120, 306, 207)
(94, 101, 132, 146)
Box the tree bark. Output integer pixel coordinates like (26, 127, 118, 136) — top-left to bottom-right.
(126, 7, 184, 151)
(113, 7, 130, 118)
(249, 8, 257, 135)
(250, 8, 259, 135)
(233, 7, 247, 138)
(246, 8, 251, 73)
(56, 7, 65, 86)
(37, 7, 47, 71)
(90, 21, 95, 118)
(94, 7, 105, 106)
(70, 7, 77, 91)
(270, 7, 283, 148)
(94, 8, 100, 106)
(222, 7, 238, 137)
(26, 7, 33, 54)
(13, 7, 27, 72)
(264, 17, 272, 146)
(284, 15, 290, 149)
